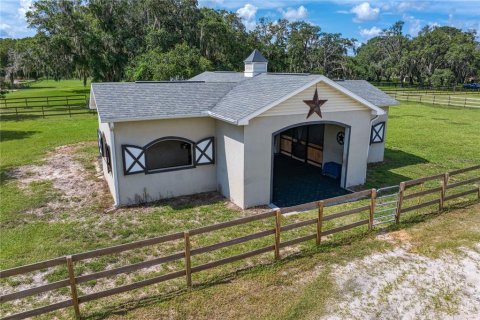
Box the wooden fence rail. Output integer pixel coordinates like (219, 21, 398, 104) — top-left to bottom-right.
(1, 166, 479, 319)
(0, 95, 95, 120)
(384, 90, 480, 108)
(396, 165, 480, 223)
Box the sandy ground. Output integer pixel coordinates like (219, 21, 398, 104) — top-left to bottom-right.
(8, 142, 111, 216)
(324, 237, 480, 320)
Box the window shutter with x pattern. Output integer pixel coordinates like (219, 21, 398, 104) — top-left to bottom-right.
(195, 137, 215, 165)
(122, 145, 146, 175)
(370, 122, 385, 144)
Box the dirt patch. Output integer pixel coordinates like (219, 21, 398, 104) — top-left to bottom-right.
(8, 142, 111, 216)
(377, 229, 413, 247)
(324, 243, 480, 319)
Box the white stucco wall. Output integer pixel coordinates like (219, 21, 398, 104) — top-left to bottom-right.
(323, 124, 344, 164)
(368, 106, 389, 163)
(98, 120, 117, 204)
(215, 120, 245, 207)
(113, 117, 217, 205)
(242, 80, 376, 208)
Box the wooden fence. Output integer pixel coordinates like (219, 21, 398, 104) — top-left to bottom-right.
(385, 90, 480, 108)
(371, 82, 480, 93)
(0, 165, 479, 319)
(0, 95, 94, 120)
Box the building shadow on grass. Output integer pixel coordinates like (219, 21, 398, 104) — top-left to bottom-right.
(71, 88, 90, 95)
(0, 130, 38, 142)
(364, 148, 430, 188)
(0, 114, 45, 121)
(132, 191, 227, 211)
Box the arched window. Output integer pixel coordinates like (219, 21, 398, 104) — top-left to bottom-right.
(145, 139, 193, 172)
(105, 144, 112, 173)
(97, 130, 104, 156)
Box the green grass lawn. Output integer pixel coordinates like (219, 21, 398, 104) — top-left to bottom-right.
(4, 79, 90, 99)
(0, 93, 479, 318)
(366, 101, 480, 187)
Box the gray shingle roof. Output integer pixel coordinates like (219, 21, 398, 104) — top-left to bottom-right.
(92, 82, 236, 122)
(335, 80, 399, 107)
(244, 49, 268, 62)
(92, 75, 398, 124)
(189, 71, 245, 83)
(210, 73, 320, 122)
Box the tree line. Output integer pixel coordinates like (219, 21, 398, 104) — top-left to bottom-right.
(1, 0, 479, 88)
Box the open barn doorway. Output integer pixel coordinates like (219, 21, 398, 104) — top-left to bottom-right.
(271, 122, 350, 207)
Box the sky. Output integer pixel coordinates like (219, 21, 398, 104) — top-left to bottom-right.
(1, 0, 479, 41)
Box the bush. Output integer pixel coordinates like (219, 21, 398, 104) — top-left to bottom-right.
(430, 69, 455, 88)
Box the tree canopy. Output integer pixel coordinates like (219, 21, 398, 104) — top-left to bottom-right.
(1, 0, 479, 87)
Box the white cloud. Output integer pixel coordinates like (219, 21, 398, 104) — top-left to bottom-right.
(236, 3, 257, 30)
(279, 5, 308, 21)
(18, 0, 33, 20)
(0, 23, 12, 31)
(359, 26, 382, 39)
(350, 2, 380, 23)
(379, 1, 430, 12)
(0, 0, 33, 38)
(403, 14, 422, 36)
(394, 1, 428, 12)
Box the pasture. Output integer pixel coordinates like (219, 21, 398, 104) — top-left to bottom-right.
(4, 80, 90, 99)
(1, 80, 93, 119)
(0, 84, 479, 318)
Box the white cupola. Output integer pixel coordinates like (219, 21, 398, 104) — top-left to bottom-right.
(244, 49, 268, 77)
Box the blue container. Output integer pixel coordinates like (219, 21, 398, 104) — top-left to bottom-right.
(322, 162, 342, 179)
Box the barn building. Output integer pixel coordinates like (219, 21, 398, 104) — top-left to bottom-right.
(90, 50, 398, 208)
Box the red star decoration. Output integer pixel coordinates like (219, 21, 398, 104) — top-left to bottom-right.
(303, 88, 327, 118)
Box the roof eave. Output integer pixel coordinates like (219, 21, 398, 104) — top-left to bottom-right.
(100, 113, 210, 124)
(206, 111, 239, 125)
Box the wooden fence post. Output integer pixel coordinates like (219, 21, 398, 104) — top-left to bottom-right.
(45, 97, 50, 118)
(440, 172, 449, 210)
(369, 189, 376, 231)
(316, 201, 324, 245)
(274, 210, 281, 260)
(184, 231, 192, 287)
(66, 256, 80, 319)
(67, 96, 72, 117)
(396, 182, 405, 224)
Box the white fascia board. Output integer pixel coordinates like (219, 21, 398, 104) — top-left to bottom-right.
(89, 86, 97, 110)
(237, 75, 385, 125)
(100, 113, 209, 124)
(206, 111, 238, 124)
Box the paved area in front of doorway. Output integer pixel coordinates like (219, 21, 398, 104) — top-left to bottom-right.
(272, 154, 350, 207)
